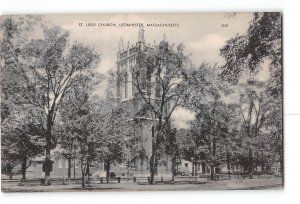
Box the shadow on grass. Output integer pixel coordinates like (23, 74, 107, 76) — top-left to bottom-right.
(137, 181, 209, 185)
(66, 187, 120, 191)
(2, 188, 44, 193)
(231, 184, 283, 190)
(2, 186, 121, 193)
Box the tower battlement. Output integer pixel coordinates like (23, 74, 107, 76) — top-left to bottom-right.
(117, 27, 167, 102)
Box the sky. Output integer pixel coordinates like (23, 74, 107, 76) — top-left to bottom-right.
(44, 13, 253, 72)
(43, 13, 255, 129)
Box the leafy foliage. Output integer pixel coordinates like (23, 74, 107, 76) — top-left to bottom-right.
(132, 40, 190, 183)
(1, 107, 45, 178)
(1, 15, 100, 183)
(220, 12, 282, 97)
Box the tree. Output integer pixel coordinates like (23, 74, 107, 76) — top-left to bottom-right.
(220, 13, 282, 93)
(62, 93, 97, 188)
(0, 16, 100, 185)
(220, 13, 283, 175)
(181, 125, 207, 177)
(55, 115, 79, 179)
(131, 40, 189, 184)
(164, 126, 183, 181)
(123, 121, 147, 177)
(235, 82, 278, 177)
(76, 110, 97, 188)
(58, 70, 101, 187)
(1, 16, 42, 124)
(192, 101, 237, 180)
(96, 98, 128, 183)
(219, 13, 283, 177)
(218, 104, 240, 178)
(1, 108, 45, 180)
(1, 16, 45, 180)
(183, 63, 238, 180)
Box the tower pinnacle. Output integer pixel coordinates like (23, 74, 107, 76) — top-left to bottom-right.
(119, 37, 124, 51)
(137, 26, 145, 43)
(163, 34, 167, 42)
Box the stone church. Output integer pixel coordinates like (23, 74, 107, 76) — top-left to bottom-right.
(116, 27, 177, 177)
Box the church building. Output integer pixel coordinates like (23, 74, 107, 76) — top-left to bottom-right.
(116, 27, 174, 177)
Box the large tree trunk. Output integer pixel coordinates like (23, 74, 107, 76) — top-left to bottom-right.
(149, 125, 156, 185)
(44, 113, 53, 185)
(149, 153, 156, 184)
(249, 148, 254, 179)
(201, 162, 206, 174)
(81, 157, 85, 188)
(105, 162, 110, 184)
(210, 165, 215, 180)
(86, 162, 90, 184)
(68, 158, 72, 179)
(171, 156, 176, 181)
(226, 152, 231, 178)
(21, 156, 27, 180)
(210, 139, 217, 180)
(73, 158, 76, 178)
(194, 160, 198, 176)
(44, 145, 51, 185)
(192, 161, 195, 176)
(6, 163, 13, 180)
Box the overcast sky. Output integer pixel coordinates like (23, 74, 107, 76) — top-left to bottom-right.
(45, 13, 253, 72)
(44, 13, 255, 128)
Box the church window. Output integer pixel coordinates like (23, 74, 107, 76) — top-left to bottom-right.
(124, 74, 128, 98)
(132, 73, 134, 96)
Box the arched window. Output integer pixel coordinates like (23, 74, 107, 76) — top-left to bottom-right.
(124, 73, 128, 98)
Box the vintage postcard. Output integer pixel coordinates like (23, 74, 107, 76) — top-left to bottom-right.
(0, 13, 283, 192)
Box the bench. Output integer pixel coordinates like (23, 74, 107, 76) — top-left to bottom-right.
(18, 178, 44, 186)
(89, 176, 130, 184)
(135, 176, 170, 184)
(174, 176, 199, 181)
